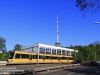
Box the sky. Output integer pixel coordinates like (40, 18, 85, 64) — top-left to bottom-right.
(0, 0, 100, 51)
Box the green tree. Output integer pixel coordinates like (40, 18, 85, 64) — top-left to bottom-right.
(75, 46, 94, 61)
(70, 44, 73, 49)
(76, 50, 83, 60)
(0, 37, 6, 52)
(0, 37, 7, 61)
(14, 44, 22, 51)
(73, 45, 82, 50)
(93, 41, 100, 60)
(0, 53, 4, 61)
(88, 43, 95, 51)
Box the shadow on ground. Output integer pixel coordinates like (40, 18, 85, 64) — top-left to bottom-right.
(64, 66, 100, 75)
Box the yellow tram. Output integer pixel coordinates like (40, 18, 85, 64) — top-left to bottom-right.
(8, 51, 74, 64)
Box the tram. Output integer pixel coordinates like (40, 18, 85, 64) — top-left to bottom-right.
(8, 51, 74, 64)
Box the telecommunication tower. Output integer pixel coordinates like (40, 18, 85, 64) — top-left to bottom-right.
(55, 15, 61, 46)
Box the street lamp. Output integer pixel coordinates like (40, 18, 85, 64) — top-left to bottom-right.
(95, 22, 99, 24)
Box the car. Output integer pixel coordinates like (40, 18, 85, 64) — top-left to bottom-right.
(90, 61, 97, 66)
(74, 60, 82, 64)
(96, 61, 100, 65)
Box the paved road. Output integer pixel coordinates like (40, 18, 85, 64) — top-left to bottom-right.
(0, 64, 70, 70)
(37, 66, 100, 75)
(0, 64, 73, 75)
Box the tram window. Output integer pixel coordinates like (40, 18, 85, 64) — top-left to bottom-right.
(25, 55, 29, 58)
(39, 56, 43, 59)
(61, 57, 63, 59)
(46, 56, 51, 59)
(66, 58, 68, 60)
(15, 54, 20, 58)
(21, 54, 25, 58)
(68, 58, 73, 60)
(15, 54, 29, 59)
(33, 55, 37, 59)
(23, 54, 29, 58)
(52, 57, 58, 59)
(61, 57, 66, 60)
(9, 52, 14, 59)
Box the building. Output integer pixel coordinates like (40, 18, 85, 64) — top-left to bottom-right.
(22, 43, 78, 56)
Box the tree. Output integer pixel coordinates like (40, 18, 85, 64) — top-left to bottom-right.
(73, 0, 100, 17)
(0, 37, 7, 60)
(93, 41, 100, 60)
(0, 37, 6, 52)
(88, 43, 95, 50)
(82, 46, 94, 61)
(73, 45, 82, 50)
(14, 44, 22, 51)
(70, 44, 73, 49)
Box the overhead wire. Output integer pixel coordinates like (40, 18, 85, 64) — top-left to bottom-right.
(1, 37, 35, 50)
(5, 38, 33, 43)
(4, 37, 34, 47)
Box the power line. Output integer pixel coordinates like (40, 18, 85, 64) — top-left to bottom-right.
(6, 41, 26, 45)
(5, 38, 33, 43)
(6, 43, 26, 47)
(6, 42, 19, 45)
(6, 44, 27, 50)
(0, 37, 34, 49)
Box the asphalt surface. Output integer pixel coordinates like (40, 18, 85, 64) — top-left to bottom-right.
(37, 66, 100, 75)
(0, 64, 80, 75)
(0, 64, 69, 70)
(1, 64, 100, 75)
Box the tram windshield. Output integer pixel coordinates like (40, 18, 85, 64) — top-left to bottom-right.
(9, 52, 14, 59)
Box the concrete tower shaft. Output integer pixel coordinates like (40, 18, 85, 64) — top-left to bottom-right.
(55, 15, 61, 47)
(56, 15, 59, 43)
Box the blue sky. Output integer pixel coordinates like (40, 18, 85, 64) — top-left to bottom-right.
(0, 0, 100, 51)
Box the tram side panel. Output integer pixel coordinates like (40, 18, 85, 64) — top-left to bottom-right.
(38, 55, 45, 63)
(68, 57, 74, 63)
(51, 57, 59, 63)
(60, 57, 66, 63)
(31, 55, 37, 63)
(45, 56, 52, 63)
(38, 54, 52, 63)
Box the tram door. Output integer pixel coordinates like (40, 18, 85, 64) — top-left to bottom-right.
(29, 55, 32, 63)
